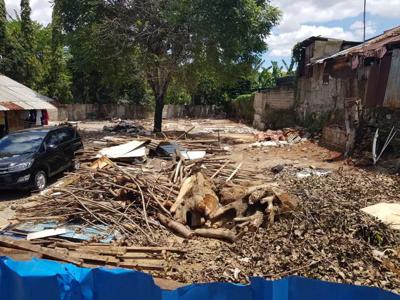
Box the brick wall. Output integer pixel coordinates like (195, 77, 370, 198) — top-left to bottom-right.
(321, 125, 347, 151)
(253, 86, 295, 130)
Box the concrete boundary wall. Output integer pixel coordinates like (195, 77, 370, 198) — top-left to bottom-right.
(162, 105, 219, 119)
(253, 86, 296, 130)
(56, 104, 219, 121)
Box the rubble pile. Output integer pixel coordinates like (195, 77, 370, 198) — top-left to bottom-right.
(251, 128, 310, 148)
(0, 134, 301, 276)
(173, 168, 400, 293)
(13, 148, 297, 246)
(2, 122, 400, 293)
(103, 120, 146, 134)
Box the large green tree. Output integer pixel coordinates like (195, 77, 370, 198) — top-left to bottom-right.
(19, 0, 38, 86)
(56, 0, 147, 104)
(45, 0, 72, 102)
(20, 0, 33, 46)
(0, 0, 6, 58)
(71, 0, 280, 131)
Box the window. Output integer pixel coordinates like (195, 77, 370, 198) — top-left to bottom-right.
(0, 130, 47, 155)
(46, 132, 61, 147)
(57, 128, 75, 144)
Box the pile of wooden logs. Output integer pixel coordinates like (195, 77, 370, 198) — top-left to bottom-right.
(160, 172, 299, 243)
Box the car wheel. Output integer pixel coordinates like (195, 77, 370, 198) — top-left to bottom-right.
(33, 170, 47, 191)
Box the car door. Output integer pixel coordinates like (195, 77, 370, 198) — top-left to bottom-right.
(69, 128, 83, 153)
(57, 128, 76, 170)
(43, 130, 64, 176)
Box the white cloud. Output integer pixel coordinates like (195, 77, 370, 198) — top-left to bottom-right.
(271, 0, 364, 34)
(368, 0, 400, 18)
(350, 20, 377, 38)
(272, 0, 399, 34)
(5, 0, 52, 25)
(266, 0, 398, 58)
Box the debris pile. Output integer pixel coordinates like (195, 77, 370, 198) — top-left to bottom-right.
(252, 128, 309, 148)
(166, 172, 298, 242)
(14, 160, 177, 245)
(172, 169, 400, 292)
(103, 120, 146, 134)
(12, 150, 297, 246)
(2, 120, 400, 292)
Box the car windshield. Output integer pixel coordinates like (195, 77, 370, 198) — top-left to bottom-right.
(0, 130, 48, 156)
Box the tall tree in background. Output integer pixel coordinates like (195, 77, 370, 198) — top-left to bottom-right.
(49, 0, 62, 96)
(103, 0, 280, 132)
(0, 0, 6, 59)
(20, 0, 33, 46)
(46, 0, 72, 102)
(20, 0, 36, 86)
(56, 0, 147, 104)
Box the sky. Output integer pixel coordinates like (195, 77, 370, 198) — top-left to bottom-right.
(4, 0, 400, 68)
(264, 0, 400, 67)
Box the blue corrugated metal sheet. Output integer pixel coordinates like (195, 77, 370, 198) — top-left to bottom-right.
(0, 257, 398, 300)
(384, 49, 400, 108)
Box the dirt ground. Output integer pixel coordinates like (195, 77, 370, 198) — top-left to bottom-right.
(76, 118, 344, 169)
(2, 119, 400, 293)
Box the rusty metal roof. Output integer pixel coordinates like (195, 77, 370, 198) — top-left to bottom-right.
(0, 75, 57, 111)
(315, 26, 400, 64)
(0, 102, 24, 110)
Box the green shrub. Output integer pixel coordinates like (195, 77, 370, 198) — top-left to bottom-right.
(231, 93, 255, 122)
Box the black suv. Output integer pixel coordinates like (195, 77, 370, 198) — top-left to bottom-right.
(0, 126, 83, 191)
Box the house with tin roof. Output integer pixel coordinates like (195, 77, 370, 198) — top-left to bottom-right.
(0, 75, 57, 136)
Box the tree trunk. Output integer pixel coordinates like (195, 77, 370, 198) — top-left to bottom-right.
(147, 65, 170, 133)
(153, 93, 165, 132)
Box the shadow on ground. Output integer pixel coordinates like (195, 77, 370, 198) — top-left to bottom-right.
(0, 191, 31, 202)
(0, 174, 64, 203)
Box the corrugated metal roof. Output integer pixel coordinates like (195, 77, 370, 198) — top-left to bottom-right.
(315, 26, 400, 64)
(1, 102, 24, 110)
(0, 75, 57, 111)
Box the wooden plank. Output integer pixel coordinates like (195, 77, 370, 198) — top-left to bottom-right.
(54, 242, 82, 250)
(76, 246, 127, 256)
(0, 246, 42, 260)
(120, 258, 164, 266)
(54, 242, 185, 255)
(125, 246, 185, 253)
(0, 237, 81, 265)
(118, 260, 164, 270)
(119, 253, 161, 259)
(68, 252, 119, 264)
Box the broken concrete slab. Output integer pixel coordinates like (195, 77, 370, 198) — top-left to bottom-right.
(97, 141, 147, 159)
(296, 168, 332, 179)
(180, 150, 206, 160)
(27, 228, 70, 241)
(361, 203, 400, 230)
